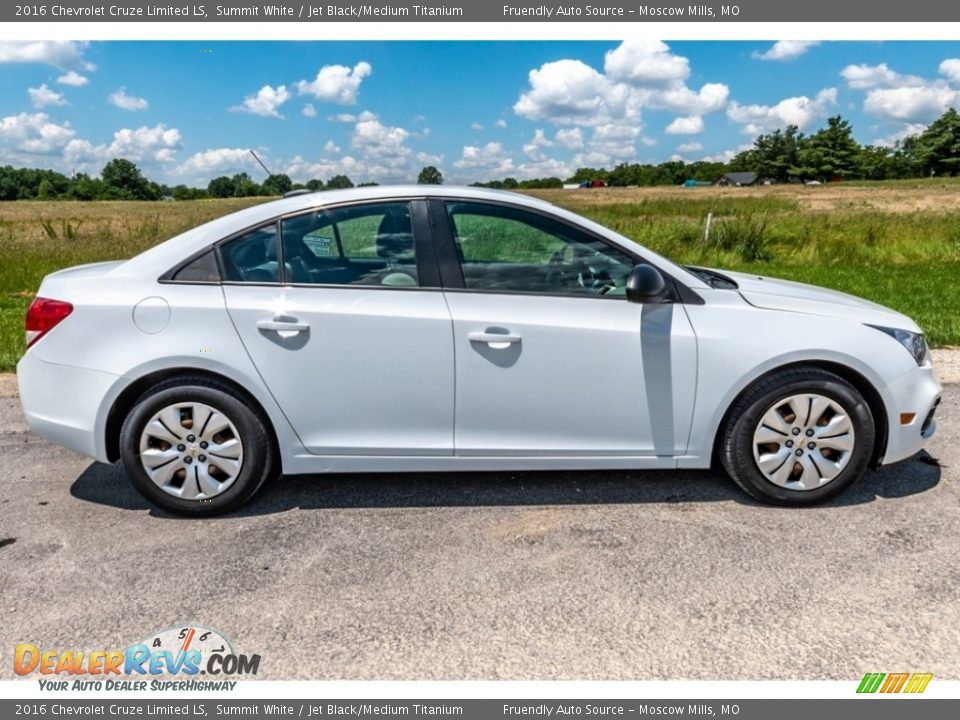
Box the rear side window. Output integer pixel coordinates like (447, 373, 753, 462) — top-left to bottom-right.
(280, 202, 417, 287)
(220, 223, 280, 283)
(171, 250, 220, 283)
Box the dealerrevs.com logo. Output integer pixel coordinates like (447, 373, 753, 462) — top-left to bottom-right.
(14, 625, 260, 691)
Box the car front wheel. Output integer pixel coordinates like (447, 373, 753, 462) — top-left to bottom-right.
(719, 367, 876, 505)
(119, 377, 275, 516)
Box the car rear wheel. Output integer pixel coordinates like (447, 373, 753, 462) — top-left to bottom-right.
(719, 367, 876, 505)
(119, 377, 275, 516)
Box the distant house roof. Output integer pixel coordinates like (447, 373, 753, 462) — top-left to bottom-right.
(714, 172, 758, 186)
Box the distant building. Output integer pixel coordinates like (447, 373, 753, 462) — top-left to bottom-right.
(714, 172, 759, 187)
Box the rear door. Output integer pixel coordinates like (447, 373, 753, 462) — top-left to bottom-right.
(221, 199, 455, 455)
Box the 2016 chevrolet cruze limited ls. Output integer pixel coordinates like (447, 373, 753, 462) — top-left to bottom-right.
(17, 187, 941, 515)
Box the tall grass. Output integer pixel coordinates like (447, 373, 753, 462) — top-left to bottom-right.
(0, 188, 958, 371)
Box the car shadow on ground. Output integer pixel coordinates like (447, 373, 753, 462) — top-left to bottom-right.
(69, 451, 943, 519)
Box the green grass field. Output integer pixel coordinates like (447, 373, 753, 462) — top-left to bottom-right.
(1, 183, 958, 371)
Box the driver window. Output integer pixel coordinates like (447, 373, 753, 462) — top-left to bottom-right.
(445, 202, 635, 296)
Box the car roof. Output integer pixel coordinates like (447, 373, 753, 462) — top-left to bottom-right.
(116, 186, 556, 277)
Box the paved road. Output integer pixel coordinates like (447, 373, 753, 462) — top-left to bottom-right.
(1, 383, 957, 681)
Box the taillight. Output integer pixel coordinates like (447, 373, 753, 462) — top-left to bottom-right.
(25, 297, 73, 349)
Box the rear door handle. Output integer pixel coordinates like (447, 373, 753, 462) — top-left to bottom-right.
(468, 331, 521, 346)
(257, 317, 309, 333)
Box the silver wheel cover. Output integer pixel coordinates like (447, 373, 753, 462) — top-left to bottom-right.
(138, 401, 244, 500)
(752, 393, 855, 491)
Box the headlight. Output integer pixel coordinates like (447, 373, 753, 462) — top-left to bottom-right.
(867, 325, 930, 366)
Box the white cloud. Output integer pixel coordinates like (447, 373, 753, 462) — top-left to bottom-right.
(844, 60, 960, 123)
(470, 122, 483, 131)
(555, 127, 583, 150)
(56, 70, 89, 87)
(302, 104, 317, 118)
(65, 124, 181, 167)
(323, 140, 341, 154)
(841, 63, 924, 90)
(28, 84, 68, 108)
(872, 122, 929, 147)
(109, 87, 148, 112)
(575, 123, 641, 167)
(454, 142, 515, 174)
(296, 61, 371, 105)
(939, 59, 960, 84)
(0, 112, 75, 155)
(676, 141, 704, 153)
(665, 115, 704, 134)
(863, 85, 960, 122)
(522, 128, 553, 159)
(512, 40, 727, 152)
(604, 40, 690, 86)
(655, 83, 729, 115)
(0, 41, 95, 71)
(514, 59, 633, 126)
(416, 151, 444, 166)
(450, 141, 570, 182)
(727, 88, 837, 134)
(753, 41, 820, 62)
(701, 144, 754, 163)
(495, 119, 508, 128)
(640, 137, 658, 147)
(176, 147, 255, 180)
(231, 84, 288, 118)
(350, 114, 411, 166)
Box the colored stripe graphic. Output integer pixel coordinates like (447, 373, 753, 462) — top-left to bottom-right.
(881, 673, 910, 693)
(904, 673, 933, 693)
(857, 673, 885, 693)
(857, 672, 932, 694)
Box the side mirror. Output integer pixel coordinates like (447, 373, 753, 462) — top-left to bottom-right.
(626, 264, 667, 304)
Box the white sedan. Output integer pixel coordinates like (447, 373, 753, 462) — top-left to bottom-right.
(17, 186, 941, 515)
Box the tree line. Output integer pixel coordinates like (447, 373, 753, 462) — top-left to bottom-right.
(478, 108, 960, 188)
(3, 109, 960, 201)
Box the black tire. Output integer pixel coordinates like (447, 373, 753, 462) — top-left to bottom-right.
(719, 367, 875, 506)
(119, 376, 276, 516)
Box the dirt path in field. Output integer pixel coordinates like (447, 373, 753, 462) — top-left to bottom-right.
(532, 183, 960, 214)
(2, 350, 957, 398)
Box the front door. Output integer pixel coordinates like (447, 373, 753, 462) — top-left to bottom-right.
(437, 200, 697, 457)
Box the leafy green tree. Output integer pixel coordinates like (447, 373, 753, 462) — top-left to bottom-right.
(101, 159, 155, 200)
(37, 178, 56, 199)
(325, 174, 354, 190)
(912, 108, 960, 176)
(796, 116, 861, 180)
(752, 126, 803, 182)
(417, 165, 444, 185)
(171, 184, 208, 200)
(262, 173, 293, 195)
(231, 172, 261, 197)
(67, 173, 104, 201)
(208, 176, 235, 198)
(858, 145, 894, 180)
(305, 178, 324, 191)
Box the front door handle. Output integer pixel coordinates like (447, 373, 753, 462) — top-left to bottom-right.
(257, 317, 309, 333)
(468, 331, 521, 347)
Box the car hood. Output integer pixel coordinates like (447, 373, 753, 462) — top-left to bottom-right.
(718, 269, 922, 332)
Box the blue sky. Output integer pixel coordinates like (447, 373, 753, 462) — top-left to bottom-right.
(2, 40, 960, 185)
